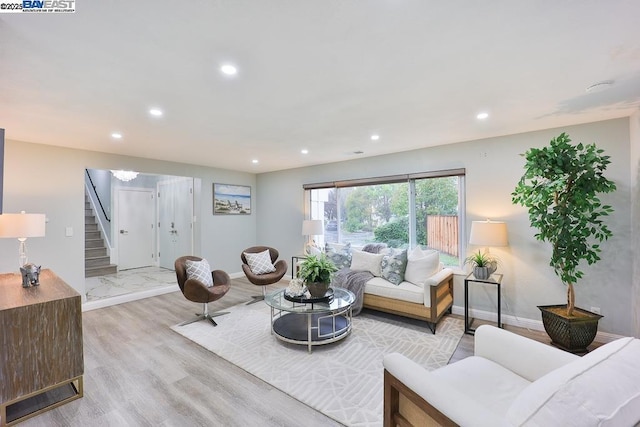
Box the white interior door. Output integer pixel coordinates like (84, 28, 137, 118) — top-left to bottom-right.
(158, 178, 193, 269)
(117, 189, 154, 270)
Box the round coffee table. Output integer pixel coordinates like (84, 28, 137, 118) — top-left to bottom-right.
(264, 287, 355, 353)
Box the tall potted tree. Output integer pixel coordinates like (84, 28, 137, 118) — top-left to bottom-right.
(512, 133, 616, 352)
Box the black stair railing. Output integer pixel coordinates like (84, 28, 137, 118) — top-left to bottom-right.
(85, 169, 111, 222)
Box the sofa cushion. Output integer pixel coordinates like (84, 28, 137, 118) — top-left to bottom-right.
(404, 247, 440, 286)
(364, 277, 424, 304)
(506, 337, 640, 426)
(431, 356, 531, 418)
(380, 248, 408, 285)
(350, 250, 384, 276)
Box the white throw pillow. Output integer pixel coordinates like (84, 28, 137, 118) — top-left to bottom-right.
(185, 258, 213, 287)
(404, 247, 440, 287)
(350, 250, 384, 277)
(244, 249, 276, 275)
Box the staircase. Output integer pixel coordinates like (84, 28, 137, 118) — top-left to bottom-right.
(85, 195, 117, 277)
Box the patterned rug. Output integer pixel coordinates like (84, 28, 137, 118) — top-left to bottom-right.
(171, 301, 464, 427)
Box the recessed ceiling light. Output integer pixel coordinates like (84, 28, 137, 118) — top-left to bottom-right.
(476, 112, 489, 120)
(301, 149, 309, 154)
(370, 134, 380, 141)
(111, 132, 122, 139)
(220, 64, 238, 76)
(251, 159, 259, 164)
(353, 150, 364, 155)
(149, 108, 163, 117)
(585, 80, 614, 93)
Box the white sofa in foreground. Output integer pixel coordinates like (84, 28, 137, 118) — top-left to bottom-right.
(383, 325, 640, 427)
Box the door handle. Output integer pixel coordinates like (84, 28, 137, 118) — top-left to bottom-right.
(120, 230, 128, 234)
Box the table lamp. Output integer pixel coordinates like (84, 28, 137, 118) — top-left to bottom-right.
(0, 211, 46, 267)
(302, 219, 324, 255)
(469, 219, 508, 254)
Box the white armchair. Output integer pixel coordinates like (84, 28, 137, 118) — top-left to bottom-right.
(383, 325, 640, 426)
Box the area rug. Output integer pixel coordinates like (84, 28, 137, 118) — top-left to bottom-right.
(171, 302, 464, 427)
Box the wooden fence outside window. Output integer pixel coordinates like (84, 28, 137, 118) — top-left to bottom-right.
(426, 215, 458, 257)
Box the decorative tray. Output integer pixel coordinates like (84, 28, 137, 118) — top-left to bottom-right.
(284, 288, 334, 303)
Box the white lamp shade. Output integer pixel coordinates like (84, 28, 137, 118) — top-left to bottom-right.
(0, 213, 46, 238)
(469, 220, 508, 247)
(302, 219, 324, 236)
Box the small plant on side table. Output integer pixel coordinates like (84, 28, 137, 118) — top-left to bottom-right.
(464, 250, 498, 280)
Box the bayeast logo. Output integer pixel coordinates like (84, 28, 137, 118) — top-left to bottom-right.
(22, 0, 75, 12)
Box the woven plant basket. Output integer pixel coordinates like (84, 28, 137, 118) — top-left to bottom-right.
(538, 305, 602, 353)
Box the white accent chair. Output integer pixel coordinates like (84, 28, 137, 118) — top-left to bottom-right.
(383, 325, 640, 426)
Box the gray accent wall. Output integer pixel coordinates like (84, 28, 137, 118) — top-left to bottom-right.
(1, 117, 637, 336)
(631, 109, 640, 337)
(0, 140, 256, 300)
(257, 118, 636, 336)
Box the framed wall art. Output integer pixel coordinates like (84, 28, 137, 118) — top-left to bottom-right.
(213, 183, 251, 215)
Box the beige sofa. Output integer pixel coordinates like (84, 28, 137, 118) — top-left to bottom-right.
(326, 243, 454, 333)
(383, 324, 640, 426)
(363, 267, 454, 333)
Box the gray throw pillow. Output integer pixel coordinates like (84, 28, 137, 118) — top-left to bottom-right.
(325, 242, 352, 269)
(381, 249, 408, 285)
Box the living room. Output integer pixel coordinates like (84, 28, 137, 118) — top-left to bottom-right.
(1, 2, 640, 426)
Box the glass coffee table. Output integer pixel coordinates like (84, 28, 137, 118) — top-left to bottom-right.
(264, 287, 355, 353)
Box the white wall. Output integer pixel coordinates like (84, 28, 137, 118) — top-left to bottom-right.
(257, 118, 635, 336)
(0, 140, 257, 299)
(630, 109, 640, 338)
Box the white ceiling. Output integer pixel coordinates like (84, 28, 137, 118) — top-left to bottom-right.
(1, 1, 640, 173)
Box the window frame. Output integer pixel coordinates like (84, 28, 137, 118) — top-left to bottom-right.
(304, 168, 466, 267)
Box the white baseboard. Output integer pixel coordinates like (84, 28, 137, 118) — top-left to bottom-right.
(451, 305, 622, 344)
(229, 271, 245, 279)
(82, 285, 178, 312)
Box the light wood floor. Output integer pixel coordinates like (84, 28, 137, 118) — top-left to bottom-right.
(14, 277, 582, 426)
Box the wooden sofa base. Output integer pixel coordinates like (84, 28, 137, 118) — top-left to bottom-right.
(384, 370, 457, 427)
(363, 272, 454, 333)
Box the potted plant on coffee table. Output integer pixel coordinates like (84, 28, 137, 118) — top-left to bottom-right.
(297, 253, 338, 297)
(512, 132, 616, 352)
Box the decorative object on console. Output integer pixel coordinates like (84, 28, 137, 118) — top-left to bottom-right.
(297, 253, 337, 297)
(0, 211, 46, 271)
(301, 219, 324, 255)
(110, 169, 139, 182)
(20, 263, 41, 287)
(512, 132, 615, 352)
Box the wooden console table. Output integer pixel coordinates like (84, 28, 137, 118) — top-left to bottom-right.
(0, 270, 84, 426)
